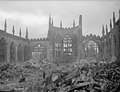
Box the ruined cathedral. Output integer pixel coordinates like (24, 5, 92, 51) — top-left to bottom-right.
(0, 10, 120, 65)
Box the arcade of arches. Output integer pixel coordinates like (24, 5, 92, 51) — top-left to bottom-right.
(0, 37, 29, 63)
(0, 32, 119, 64)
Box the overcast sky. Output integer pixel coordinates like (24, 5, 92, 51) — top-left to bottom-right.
(0, 1, 120, 39)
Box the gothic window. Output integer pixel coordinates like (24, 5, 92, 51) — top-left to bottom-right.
(32, 44, 46, 61)
(24, 45, 28, 61)
(17, 44, 23, 62)
(10, 42, 15, 63)
(63, 35, 72, 56)
(0, 38, 7, 62)
(86, 40, 99, 57)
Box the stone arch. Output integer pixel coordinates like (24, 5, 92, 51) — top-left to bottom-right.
(17, 43, 23, 62)
(63, 34, 72, 56)
(83, 38, 100, 46)
(10, 42, 16, 63)
(0, 37, 7, 63)
(24, 45, 28, 61)
(83, 39, 100, 58)
(32, 43, 46, 61)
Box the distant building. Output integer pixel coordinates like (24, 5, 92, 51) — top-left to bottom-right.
(0, 10, 120, 64)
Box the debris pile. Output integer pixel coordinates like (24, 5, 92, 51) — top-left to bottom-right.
(0, 60, 43, 91)
(42, 59, 120, 92)
(93, 61, 120, 92)
(0, 58, 120, 92)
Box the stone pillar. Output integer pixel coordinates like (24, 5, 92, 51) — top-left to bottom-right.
(46, 46, 49, 60)
(7, 42, 10, 63)
(104, 40, 107, 59)
(118, 24, 120, 59)
(98, 44, 102, 59)
(102, 41, 104, 59)
(111, 35, 116, 62)
(49, 45, 53, 62)
(77, 43, 83, 61)
(29, 47, 32, 59)
(46, 43, 51, 61)
(61, 41, 63, 57)
(109, 38, 112, 57)
(111, 35, 115, 56)
(15, 46, 18, 63)
(22, 46, 24, 62)
(27, 42, 30, 60)
(106, 40, 109, 58)
(116, 32, 119, 57)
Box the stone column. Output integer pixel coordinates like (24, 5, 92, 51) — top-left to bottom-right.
(29, 47, 32, 59)
(77, 43, 83, 61)
(118, 25, 120, 58)
(15, 46, 18, 63)
(46, 46, 49, 60)
(49, 45, 53, 62)
(98, 44, 102, 59)
(111, 35, 116, 62)
(101, 41, 104, 59)
(22, 46, 24, 62)
(7, 42, 10, 63)
(104, 40, 107, 59)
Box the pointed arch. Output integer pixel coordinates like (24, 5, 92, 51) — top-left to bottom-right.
(0, 38, 7, 63)
(32, 43, 46, 61)
(17, 43, 23, 62)
(63, 34, 72, 56)
(85, 40, 99, 57)
(10, 42, 16, 63)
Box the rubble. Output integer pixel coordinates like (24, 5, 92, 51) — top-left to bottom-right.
(0, 58, 120, 92)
